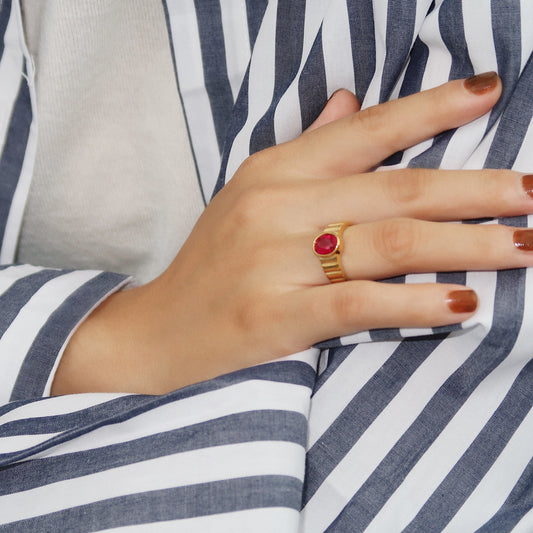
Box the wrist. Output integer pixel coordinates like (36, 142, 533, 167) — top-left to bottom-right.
(51, 282, 166, 395)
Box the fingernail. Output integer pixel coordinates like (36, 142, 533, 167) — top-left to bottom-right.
(522, 175, 533, 199)
(464, 71, 499, 95)
(447, 290, 478, 313)
(514, 229, 533, 251)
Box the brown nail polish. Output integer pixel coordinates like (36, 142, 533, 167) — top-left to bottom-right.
(514, 229, 533, 251)
(522, 175, 533, 199)
(464, 71, 499, 95)
(447, 290, 478, 313)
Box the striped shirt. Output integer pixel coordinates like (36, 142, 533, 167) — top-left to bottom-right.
(0, 0, 532, 531)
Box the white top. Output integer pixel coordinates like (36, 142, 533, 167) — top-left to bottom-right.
(17, 0, 205, 283)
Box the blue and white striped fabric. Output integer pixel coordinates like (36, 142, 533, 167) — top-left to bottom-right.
(0, 0, 532, 531)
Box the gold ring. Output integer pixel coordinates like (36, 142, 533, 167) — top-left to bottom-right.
(313, 222, 351, 283)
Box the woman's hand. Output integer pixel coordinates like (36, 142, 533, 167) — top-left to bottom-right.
(52, 72, 533, 395)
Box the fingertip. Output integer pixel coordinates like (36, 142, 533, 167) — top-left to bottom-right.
(306, 89, 361, 132)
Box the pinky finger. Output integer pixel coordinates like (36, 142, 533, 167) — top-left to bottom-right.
(290, 282, 478, 344)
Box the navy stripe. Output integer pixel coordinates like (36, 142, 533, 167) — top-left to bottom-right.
(2, 359, 315, 465)
(409, 0, 473, 169)
(10, 272, 128, 401)
(477, 456, 533, 532)
(0, 395, 152, 437)
(245, 0, 268, 50)
(379, 0, 418, 103)
(0, 67, 31, 249)
(0, 0, 12, 61)
(0, 410, 307, 494)
(346, 0, 376, 104)
(0, 475, 302, 532)
(298, 28, 327, 131)
(213, 65, 251, 197)
(303, 336, 444, 505)
(161, 0, 206, 205)
(404, 359, 533, 531)
(193, 0, 235, 153)
(249, 1, 306, 154)
(383, 36, 429, 167)
(399, 37, 429, 99)
(486, 0, 522, 135)
(485, 54, 533, 172)
(325, 267, 526, 532)
(0, 270, 71, 336)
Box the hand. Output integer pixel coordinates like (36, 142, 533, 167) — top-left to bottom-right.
(52, 72, 533, 395)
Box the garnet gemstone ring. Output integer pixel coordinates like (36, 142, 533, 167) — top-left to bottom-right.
(313, 222, 351, 283)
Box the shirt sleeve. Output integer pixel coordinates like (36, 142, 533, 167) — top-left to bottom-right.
(0, 264, 131, 403)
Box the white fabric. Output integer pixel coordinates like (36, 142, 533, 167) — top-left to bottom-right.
(17, 0, 205, 284)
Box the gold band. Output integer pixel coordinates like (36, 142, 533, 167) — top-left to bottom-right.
(313, 222, 351, 283)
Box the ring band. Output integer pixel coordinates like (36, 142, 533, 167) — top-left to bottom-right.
(313, 222, 351, 283)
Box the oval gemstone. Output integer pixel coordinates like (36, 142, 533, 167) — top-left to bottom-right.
(314, 233, 338, 255)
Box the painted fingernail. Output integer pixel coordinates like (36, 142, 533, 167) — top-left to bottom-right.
(522, 175, 533, 199)
(464, 71, 499, 95)
(514, 229, 533, 251)
(447, 290, 478, 313)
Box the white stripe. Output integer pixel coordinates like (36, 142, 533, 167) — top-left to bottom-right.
(0, 433, 60, 454)
(361, 0, 388, 108)
(0, 264, 44, 295)
(436, 0, 496, 170)
(273, 0, 329, 144)
(301, 322, 490, 533)
(339, 329, 372, 344)
(520, 0, 533, 72)
(0, 0, 38, 263)
(168, 0, 220, 197)
(0, 392, 127, 425)
(0, 270, 102, 403)
(0, 0, 22, 152)
(400, 1, 451, 166)
(440, 265, 533, 531)
(1, 441, 304, 522)
(463, 119, 498, 170)
(399, 272, 436, 339)
(322, 0, 355, 98)
(27, 380, 310, 460)
(443, 407, 533, 532)
(224, 0, 278, 183)
(365, 275, 528, 532)
(307, 341, 399, 448)
(462, 0, 496, 74)
(219, 0, 251, 101)
(99, 508, 299, 533)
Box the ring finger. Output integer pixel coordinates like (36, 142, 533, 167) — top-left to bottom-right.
(301, 218, 533, 284)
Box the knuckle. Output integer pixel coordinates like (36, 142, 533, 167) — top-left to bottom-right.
(373, 218, 421, 266)
(352, 104, 395, 145)
(231, 185, 273, 226)
(384, 170, 427, 207)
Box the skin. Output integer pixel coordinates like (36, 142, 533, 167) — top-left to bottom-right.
(51, 74, 533, 396)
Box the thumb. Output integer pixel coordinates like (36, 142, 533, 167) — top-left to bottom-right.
(305, 89, 361, 132)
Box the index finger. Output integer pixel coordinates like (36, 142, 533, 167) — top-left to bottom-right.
(288, 72, 502, 179)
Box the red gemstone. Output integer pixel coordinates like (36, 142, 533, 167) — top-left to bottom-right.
(314, 233, 338, 255)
